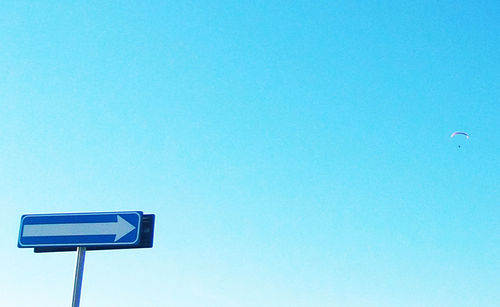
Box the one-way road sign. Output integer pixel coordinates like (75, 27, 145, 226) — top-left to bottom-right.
(18, 211, 142, 248)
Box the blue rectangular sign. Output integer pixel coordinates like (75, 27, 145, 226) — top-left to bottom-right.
(18, 211, 143, 248)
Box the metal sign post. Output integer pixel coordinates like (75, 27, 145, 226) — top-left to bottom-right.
(18, 211, 155, 306)
(72, 247, 86, 307)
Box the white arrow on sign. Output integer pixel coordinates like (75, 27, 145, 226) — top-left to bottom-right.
(22, 215, 136, 242)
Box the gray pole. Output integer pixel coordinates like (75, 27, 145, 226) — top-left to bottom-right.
(72, 247, 87, 307)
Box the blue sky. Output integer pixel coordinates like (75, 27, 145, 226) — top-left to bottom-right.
(1, 1, 499, 306)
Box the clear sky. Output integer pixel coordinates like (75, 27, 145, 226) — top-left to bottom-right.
(1, 1, 499, 306)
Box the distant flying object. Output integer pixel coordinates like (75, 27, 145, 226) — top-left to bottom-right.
(450, 131, 469, 139)
(450, 131, 469, 148)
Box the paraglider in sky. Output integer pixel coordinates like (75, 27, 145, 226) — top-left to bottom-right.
(450, 131, 469, 148)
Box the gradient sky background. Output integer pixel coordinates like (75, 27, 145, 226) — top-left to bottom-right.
(1, 1, 499, 306)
